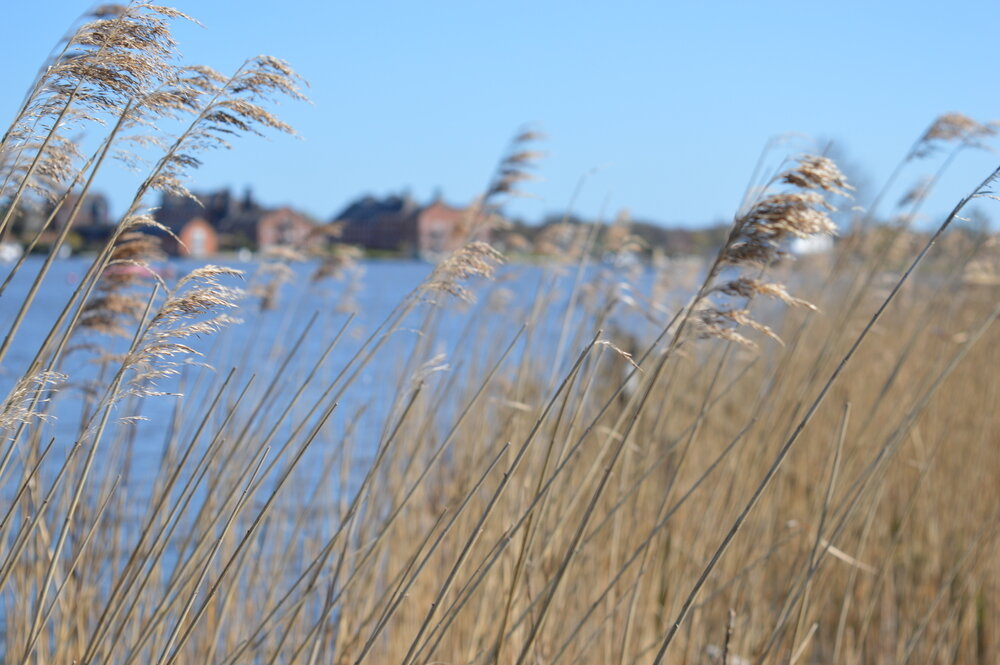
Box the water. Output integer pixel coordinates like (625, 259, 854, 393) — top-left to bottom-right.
(0, 255, 675, 504)
(0, 254, 703, 641)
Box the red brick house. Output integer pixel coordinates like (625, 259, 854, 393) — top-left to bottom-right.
(334, 193, 479, 257)
(156, 216, 219, 258)
(256, 207, 315, 250)
(154, 189, 315, 254)
(213, 204, 315, 252)
(418, 199, 468, 254)
(335, 194, 420, 253)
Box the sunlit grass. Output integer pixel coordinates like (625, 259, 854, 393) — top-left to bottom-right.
(0, 5, 996, 665)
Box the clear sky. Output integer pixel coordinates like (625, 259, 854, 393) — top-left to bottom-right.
(2, 1, 999, 227)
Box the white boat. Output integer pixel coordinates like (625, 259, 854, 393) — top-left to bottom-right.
(0, 242, 23, 263)
(790, 235, 834, 255)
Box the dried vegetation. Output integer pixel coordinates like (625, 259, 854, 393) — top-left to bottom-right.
(0, 5, 996, 665)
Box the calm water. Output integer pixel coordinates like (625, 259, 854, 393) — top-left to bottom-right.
(1, 255, 672, 497)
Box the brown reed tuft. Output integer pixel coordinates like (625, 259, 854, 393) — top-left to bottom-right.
(0, 2, 192, 231)
(485, 129, 546, 201)
(421, 241, 504, 302)
(123, 265, 243, 395)
(77, 229, 167, 340)
(913, 112, 997, 158)
(534, 222, 590, 261)
(695, 154, 850, 346)
(311, 243, 364, 282)
(146, 55, 306, 201)
(250, 248, 304, 311)
(0, 370, 66, 432)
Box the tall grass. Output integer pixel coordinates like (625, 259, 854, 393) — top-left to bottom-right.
(0, 4, 997, 664)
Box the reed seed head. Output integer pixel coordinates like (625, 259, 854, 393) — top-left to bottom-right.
(915, 112, 997, 157)
(422, 241, 504, 303)
(0, 370, 66, 432)
(124, 266, 244, 395)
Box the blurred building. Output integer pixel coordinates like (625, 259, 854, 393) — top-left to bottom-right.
(53, 192, 111, 231)
(14, 192, 115, 249)
(154, 188, 315, 255)
(226, 206, 315, 251)
(155, 216, 218, 258)
(27, 192, 115, 247)
(332, 192, 475, 256)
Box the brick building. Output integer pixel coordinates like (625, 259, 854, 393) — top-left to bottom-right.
(156, 216, 218, 258)
(254, 207, 315, 250)
(333, 193, 477, 257)
(154, 188, 314, 255)
(53, 192, 111, 231)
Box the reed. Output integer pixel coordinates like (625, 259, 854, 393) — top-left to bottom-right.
(0, 4, 996, 665)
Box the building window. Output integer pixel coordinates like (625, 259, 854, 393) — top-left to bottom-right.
(190, 226, 207, 256)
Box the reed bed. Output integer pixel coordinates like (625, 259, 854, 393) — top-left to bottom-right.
(0, 4, 997, 664)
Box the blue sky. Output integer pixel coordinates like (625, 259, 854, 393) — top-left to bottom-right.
(2, 1, 999, 227)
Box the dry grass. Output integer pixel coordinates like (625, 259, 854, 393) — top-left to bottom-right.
(0, 4, 997, 665)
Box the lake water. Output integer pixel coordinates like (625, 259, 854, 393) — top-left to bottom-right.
(1, 255, 682, 498)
